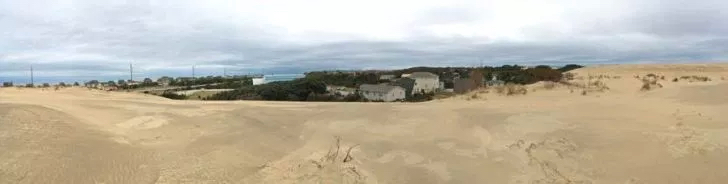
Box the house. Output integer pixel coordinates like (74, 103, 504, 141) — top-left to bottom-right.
(486, 74, 505, 87)
(157, 77, 172, 86)
(391, 77, 415, 97)
(379, 74, 395, 81)
(470, 70, 484, 87)
(454, 78, 477, 94)
(406, 72, 439, 94)
(252, 77, 266, 85)
(358, 84, 406, 102)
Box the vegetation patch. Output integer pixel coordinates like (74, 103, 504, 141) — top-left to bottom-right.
(677, 75, 711, 82)
(159, 92, 187, 100)
(494, 84, 528, 96)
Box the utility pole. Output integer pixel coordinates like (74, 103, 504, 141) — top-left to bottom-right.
(30, 65, 34, 86)
(129, 62, 133, 82)
(223, 67, 227, 77)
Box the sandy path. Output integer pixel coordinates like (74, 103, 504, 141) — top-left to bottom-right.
(1, 63, 727, 183)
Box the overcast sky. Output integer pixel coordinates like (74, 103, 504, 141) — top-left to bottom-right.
(1, 0, 728, 82)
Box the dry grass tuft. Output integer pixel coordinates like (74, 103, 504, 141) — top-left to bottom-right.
(543, 82, 556, 89)
(493, 84, 528, 96)
(678, 75, 711, 82)
(640, 78, 663, 91)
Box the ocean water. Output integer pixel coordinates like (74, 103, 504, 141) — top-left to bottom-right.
(263, 74, 304, 82)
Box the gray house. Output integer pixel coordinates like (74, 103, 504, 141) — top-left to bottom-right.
(358, 84, 406, 102)
(454, 78, 476, 94)
(379, 74, 396, 81)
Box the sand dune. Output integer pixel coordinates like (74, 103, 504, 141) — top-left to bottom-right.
(1, 63, 727, 184)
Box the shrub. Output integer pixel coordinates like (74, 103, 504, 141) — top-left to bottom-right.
(496, 84, 527, 96)
(672, 78, 679, 82)
(543, 82, 556, 89)
(42, 83, 50, 88)
(343, 93, 363, 102)
(160, 92, 187, 100)
(563, 73, 575, 80)
(2, 82, 13, 87)
(640, 79, 662, 91)
(677, 75, 710, 82)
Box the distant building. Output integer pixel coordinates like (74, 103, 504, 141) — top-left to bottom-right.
(406, 72, 439, 94)
(379, 74, 396, 81)
(127, 81, 140, 86)
(391, 77, 415, 97)
(157, 77, 172, 86)
(252, 77, 266, 85)
(358, 84, 406, 102)
(470, 70, 485, 87)
(454, 78, 477, 94)
(486, 74, 505, 87)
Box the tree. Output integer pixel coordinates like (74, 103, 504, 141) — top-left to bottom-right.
(258, 84, 290, 101)
(58, 82, 66, 87)
(73, 82, 80, 86)
(86, 80, 100, 87)
(143, 78, 153, 84)
(289, 78, 327, 100)
(2, 82, 13, 87)
(42, 83, 50, 87)
(107, 81, 116, 86)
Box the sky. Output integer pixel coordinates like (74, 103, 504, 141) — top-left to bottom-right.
(1, 0, 728, 83)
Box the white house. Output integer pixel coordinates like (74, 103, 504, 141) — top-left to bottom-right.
(406, 72, 440, 94)
(358, 84, 406, 102)
(252, 77, 266, 85)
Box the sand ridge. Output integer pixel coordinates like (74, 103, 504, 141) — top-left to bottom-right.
(1, 63, 728, 183)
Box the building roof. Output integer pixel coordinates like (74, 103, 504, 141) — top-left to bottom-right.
(359, 84, 402, 93)
(379, 74, 395, 79)
(407, 72, 438, 79)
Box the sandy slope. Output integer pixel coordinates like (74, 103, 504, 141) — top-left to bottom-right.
(1, 63, 727, 184)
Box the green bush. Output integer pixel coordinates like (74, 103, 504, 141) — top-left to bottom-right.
(160, 92, 187, 100)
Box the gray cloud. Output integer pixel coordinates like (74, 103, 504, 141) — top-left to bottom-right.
(1, 0, 727, 83)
